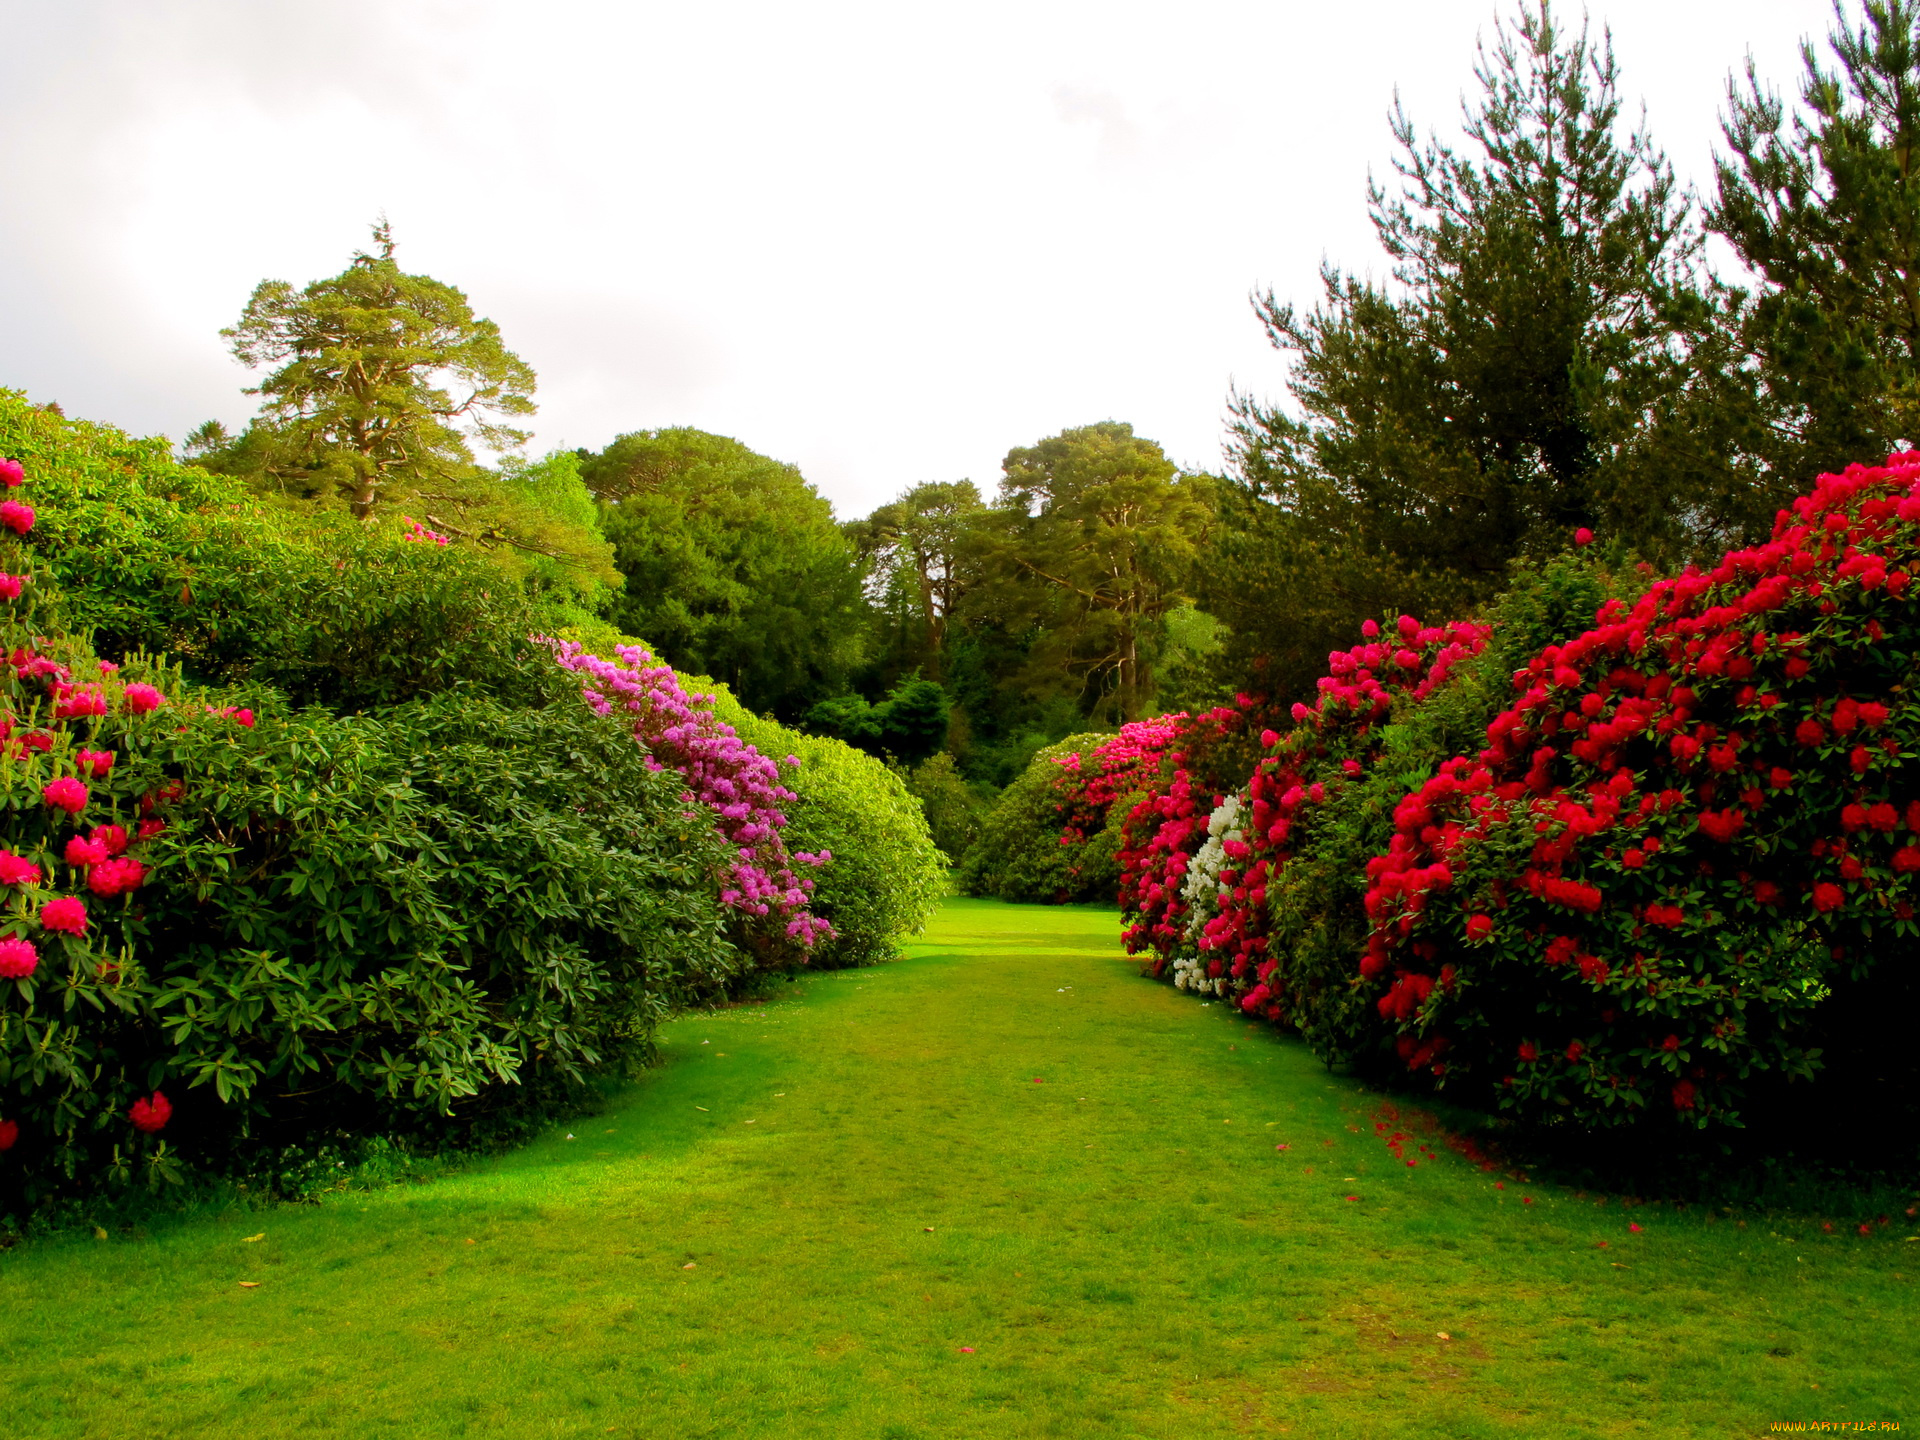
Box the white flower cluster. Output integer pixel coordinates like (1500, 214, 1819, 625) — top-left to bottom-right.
(1171, 792, 1244, 996)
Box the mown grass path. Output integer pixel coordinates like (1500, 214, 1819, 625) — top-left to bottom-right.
(2, 897, 1914, 1438)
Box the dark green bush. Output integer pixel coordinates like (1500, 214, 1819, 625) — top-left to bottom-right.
(0, 391, 563, 709)
(899, 752, 992, 863)
(959, 734, 1111, 902)
(1, 678, 744, 1212)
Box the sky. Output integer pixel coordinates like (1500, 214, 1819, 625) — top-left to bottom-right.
(0, 0, 1830, 519)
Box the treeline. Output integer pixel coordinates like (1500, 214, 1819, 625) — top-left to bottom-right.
(184, 0, 1920, 804)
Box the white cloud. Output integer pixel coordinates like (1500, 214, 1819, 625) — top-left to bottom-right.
(0, 0, 1824, 517)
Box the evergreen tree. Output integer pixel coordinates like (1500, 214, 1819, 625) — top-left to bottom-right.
(1712, 0, 1920, 483)
(190, 225, 617, 594)
(964, 422, 1211, 726)
(204, 222, 537, 521)
(847, 480, 985, 680)
(1215, 3, 1736, 703)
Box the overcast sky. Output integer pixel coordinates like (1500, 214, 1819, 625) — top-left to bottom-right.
(0, 0, 1829, 519)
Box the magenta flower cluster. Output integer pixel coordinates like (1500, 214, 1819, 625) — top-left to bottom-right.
(398, 515, 451, 546)
(552, 640, 833, 947)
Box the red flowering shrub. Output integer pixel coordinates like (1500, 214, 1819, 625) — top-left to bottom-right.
(1110, 704, 1253, 956)
(1352, 453, 1920, 1128)
(1117, 619, 1489, 1032)
(0, 458, 195, 1196)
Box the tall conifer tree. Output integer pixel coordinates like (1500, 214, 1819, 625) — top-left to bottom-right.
(1214, 3, 1736, 702)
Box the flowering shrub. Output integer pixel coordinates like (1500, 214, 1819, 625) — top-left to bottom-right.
(1169, 791, 1245, 995)
(0, 457, 208, 1197)
(1349, 454, 1920, 1128)
(721, 697, 946, 967)
(553, 640, 830, 960)
(1109, 706, 1252, 955)
(399, 515, 451, 546)
(1118, 623, 1488, 1012)
(0, 454, 752, 1211)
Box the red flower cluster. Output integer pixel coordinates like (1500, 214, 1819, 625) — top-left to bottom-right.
(1114, 618, 1487, 1027)
(1353, 451, 1920, 1127)
(129, 1091, 171, 1133)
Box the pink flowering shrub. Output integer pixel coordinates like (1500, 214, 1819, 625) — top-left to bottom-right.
(1118, 623, 1488, 1013)
(553, 640, 831, 959)
(1110, 706, 1255, 953)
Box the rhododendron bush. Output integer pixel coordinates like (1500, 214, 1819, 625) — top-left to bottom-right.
(1093, 455, 1920, 1132)
(555, 639, 831, 961)
(959, 733, 1108, 902)
(0, 457, 211, 1196)
(715, 695, 945, 969)
(1118, 624, 1487, 1029)
(1111, 704, 1253, 952)
(0, 457, 764, 1209)
(1356, 455, 1920, 1128)
(962, 717, 1222, 903)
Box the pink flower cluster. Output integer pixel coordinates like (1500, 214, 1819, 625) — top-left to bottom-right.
(399, 515, 451, 546)
(1111, 706, 1250, 956)
(552, 640, 833, 948)
(1053, 712, 1191, 849)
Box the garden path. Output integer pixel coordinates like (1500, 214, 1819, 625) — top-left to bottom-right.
(0, 896, 1913, 1438)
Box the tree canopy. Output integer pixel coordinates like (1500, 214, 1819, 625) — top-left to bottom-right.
(581, 427, 868, 719)
(199, 222, 536, 518)
(1211, 3, 1740, 703)
(1712, 0, 1920, 484)
(190, 224, 616, 596)
(966, 422, 1212, 727)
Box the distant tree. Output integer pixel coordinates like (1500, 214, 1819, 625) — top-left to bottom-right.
(205, 221, 536, 521)
(1215, 3, 1741, 703)
(847, 480, 986, 676)
(582, 427, 868, 718)
(189, 225, 614, 592)
(804, 675, 952, 766)
(963, 422, 1212, 725)
(1712, 0, 1920, 484)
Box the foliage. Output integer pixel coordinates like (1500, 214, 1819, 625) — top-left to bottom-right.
(552, 640, 832, 961)
(0, 681, 747, 1208)
(582, 427, 868, 719)
(897, 751, 992, 863)
(803, 675, 951, 766)
(1213, 4, 1746, 706)
(714, 695, 946, 969)
(958, 720, 1194, 904)
(963, 423, 1213, 725)
(193, 221, 536, 522)
(0, 390, 593, 710)
(1712, 0, 1920, 488)
(846, 479, 985, 686)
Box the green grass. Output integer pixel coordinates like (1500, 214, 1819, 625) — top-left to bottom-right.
(1, 896, 1914, 1438)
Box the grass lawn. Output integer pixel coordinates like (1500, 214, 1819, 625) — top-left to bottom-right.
(0, 895, 1913, 1438)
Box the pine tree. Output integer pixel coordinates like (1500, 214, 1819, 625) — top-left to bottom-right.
(207, 221, 536, 521)
(1214, 3, 1738, 702)
(1713, 0, 1920, 482)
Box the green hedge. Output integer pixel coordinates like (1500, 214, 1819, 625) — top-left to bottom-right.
(959, 734, 1112, 903)
(0, 391, 565, 709)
